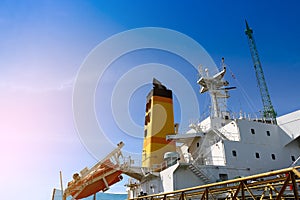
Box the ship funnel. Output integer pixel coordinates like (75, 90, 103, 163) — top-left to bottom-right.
(142, 79, 176, 169)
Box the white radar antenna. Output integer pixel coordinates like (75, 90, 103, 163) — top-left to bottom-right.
(197, 58, 236, 125)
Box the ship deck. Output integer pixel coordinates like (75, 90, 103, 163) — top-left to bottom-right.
(129, 166, 300, 200)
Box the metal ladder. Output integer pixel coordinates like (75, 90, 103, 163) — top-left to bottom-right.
(188, 163, 211, 184)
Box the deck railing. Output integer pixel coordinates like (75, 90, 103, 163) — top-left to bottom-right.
(129, 166, 300, 200)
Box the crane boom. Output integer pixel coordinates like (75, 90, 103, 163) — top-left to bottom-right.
(244, 20, 277, 123)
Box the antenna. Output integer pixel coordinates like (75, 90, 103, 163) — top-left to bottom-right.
(60, 171, 64, 200)
(244, 20, 277, 123)
(197, 58, 232, 123)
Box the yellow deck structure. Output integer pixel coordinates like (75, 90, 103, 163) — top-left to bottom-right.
(129, 166, 300, 200)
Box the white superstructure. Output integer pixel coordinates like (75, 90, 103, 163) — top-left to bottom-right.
(125, 60, 300, 198)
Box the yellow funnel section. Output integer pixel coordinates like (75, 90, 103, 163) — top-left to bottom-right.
(142, 79, 176, 169)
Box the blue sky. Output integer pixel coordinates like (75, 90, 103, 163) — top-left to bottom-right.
(0, 1, 300, 199)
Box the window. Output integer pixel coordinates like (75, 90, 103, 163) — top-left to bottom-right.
(144, 129, 147, 137)
(291, 156, 296, 162)
(266, 131, 270, 136)
(255, 152, 260, 159)
(251, 128, 255, 134)
(148, 112, 151, 122)
(145, 99, 151, 112)
(271, 154, 276, 160)
(219, 174, 228, 181)
(197, 142, 199, 147)
(232, 150, 237, 157)
(144, 112, 151, 125)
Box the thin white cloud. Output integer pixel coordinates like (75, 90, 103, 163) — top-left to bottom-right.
(0, 76, 75, 93)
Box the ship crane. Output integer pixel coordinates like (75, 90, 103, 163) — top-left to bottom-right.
(245, 20, 277, 123)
